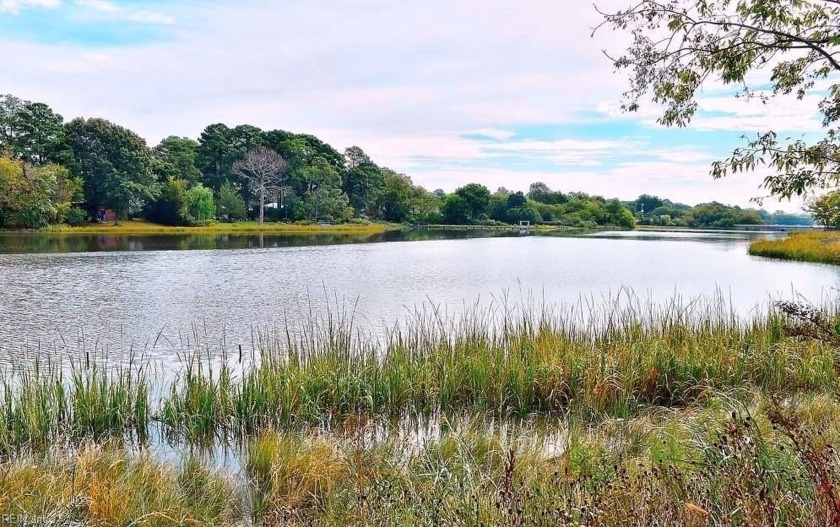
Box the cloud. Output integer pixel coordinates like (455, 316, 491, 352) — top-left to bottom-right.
(0, 0, 60, 13)
(75, 0, 174, 25)
(0, 0, 811, 210)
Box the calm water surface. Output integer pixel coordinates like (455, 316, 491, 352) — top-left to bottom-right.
(0, 230, 837, 365)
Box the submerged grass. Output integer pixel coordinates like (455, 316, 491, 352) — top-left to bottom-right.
(1, 291, 840, 524)
(0, 358, 149, 455)
(159, 295, 840, 440)
(2, 294, 839, 449)
(5, 395, 840, 525)
(750, 230, 840, 265)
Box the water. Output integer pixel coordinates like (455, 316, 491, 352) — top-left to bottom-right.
(0, 229, 837, 366)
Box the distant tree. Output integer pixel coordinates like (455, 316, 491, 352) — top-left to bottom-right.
(65, 117, 157, 221)
(375, 169, 415, 222)
(217, 180, 246, 221)
(633, 194, 665, 215)
(196, 124, 264, 191)
(0, 157, 79, 228)
(598, 0, 840, 199)
(153, 136, 201, 183)
(299, 156, 349, 221)
(806, 191, 840, 229)
(527, 182, 566, 205)
(146, 178, 190, 226)
(409, 186, 443, 224)
(454, 183, 492, 221)
(527, 182, 553, 203)
(0, 96, 68, 166)
(186, 183, 215, 224)
(345, 145, 372, 169)
(0, 95, 24, 152)
(507, 191, 527, 209)
(686, 202, 763, 228)
(441, 194, 471, 224)
(343, 146, 384, 215)
(232, 146, 288, 224)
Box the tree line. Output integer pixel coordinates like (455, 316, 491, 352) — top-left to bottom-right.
(1, 92, 803, 231)
(627, 195, 813, 229)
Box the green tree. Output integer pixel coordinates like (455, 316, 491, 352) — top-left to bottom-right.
(0, 95, 24, 153)
(344, 146, 384, 215)
(454, 183, 492, 221)
(806, 191, 840, 229)
(527, 182, 566, 205)
(300, 156, 349, 221)
(153, 136, 201, 183)
(186, 183, 215, 224)
(65, 118, 157, 221)
(146, 178, 190, 226)
(0, 96, 68, 166)
(0, 157, 78, 228)
(217, 181, 246, 221)
(375, 169, 415, 222)
(441, 194, 471, 224)
(598, 1, 840, 198)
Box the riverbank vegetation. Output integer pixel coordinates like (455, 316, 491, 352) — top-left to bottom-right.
(625, 194, 812, 229)
(750, 231, 840, 265)
(2, 297, 840, 524)
(0, 93, 814, 235)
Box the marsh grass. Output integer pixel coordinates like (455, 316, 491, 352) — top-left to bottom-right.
(2, 395, 840, 525)
(235, 395, 840, 526)
(0, 356, 150, 455)
(1, 294, 838, 451)
(158, 294, 840, 440)
(750, 230, 840, 265)
(0, 444, 242, 526)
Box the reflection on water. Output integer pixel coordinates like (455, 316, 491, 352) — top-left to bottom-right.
(0, 229, 522, 254)
(0, 229, 838, 370)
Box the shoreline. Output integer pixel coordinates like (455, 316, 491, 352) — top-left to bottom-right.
(749, 230, 840, 265)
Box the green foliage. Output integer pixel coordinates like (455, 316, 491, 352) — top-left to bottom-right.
(527, 181, 566, 204)
(442, 194, 472, 224)
(528, 185, 636, 228)
(146, 178, 191, 226)
(298, 156, 350, 222)
(0, 95, 70, 166)
(153, 136, 201, 183)
(217, 181, 246, 221)
(686, 202, 764, 229)
(146, 180, 216, 226)
(0, 157, 77, 229)
(186, 183, 215, 224)
(65, 117, 157, 219)
(343, 146, 384, 215)
(806, 191, 840, 229)
(64, 206, 86, 225)
(196, 123, 264, 191)
(599, 0, 840, 198)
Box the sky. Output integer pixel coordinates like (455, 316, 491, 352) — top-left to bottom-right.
(0, 0, 826, 211)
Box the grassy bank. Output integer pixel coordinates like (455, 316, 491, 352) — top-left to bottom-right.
(40, 220, 397, 236)
(2, 298, 840, 524)
(1, 298, 838, 447)
(4, 396, 840, 526)
(750, 230, 840, 265)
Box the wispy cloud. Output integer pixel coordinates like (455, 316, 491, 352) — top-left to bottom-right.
(0, 0, 60, 13)
(0, 0, 812, 211)
(76, 0, 174, 25)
